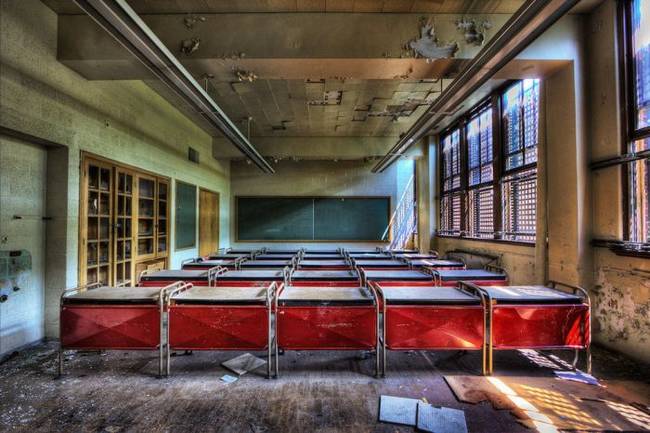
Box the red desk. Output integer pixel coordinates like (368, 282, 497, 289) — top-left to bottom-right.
(275, 285, 379, 377)
(166, 283, 275, 377)
(374, 283, 488, 375)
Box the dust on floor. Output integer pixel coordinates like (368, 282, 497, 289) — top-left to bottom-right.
(0, 342, 647, 432)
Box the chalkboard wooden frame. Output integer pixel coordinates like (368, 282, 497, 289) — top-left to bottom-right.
(235, 196, 391, 242)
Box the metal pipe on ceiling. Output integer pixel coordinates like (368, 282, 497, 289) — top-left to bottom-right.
(73, 0, 274, 174)
(371, 0, 579, 173)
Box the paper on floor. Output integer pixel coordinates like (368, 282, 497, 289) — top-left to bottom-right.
(378, 395, 418, 426)
(417, 402, 468, 433)
(221, 353, 267, 376)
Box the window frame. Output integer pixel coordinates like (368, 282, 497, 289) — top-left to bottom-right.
(501, 80, 540, 176)
(619, 0, 650, 245)
(440, 125, 464, 195)
(466, 100, 495, 188)
(466, 100, 497, 239)
(437, 79, 539, 246)
(439, 123, 466, 236)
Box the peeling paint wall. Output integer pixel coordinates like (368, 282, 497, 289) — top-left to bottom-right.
(591, 250, 650, 362)
(0, 0, 231, 339)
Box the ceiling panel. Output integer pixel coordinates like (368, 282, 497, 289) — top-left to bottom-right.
(202, 78, 444, 137)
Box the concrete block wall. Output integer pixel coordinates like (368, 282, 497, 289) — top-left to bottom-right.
(0, 137, 47, 355)
(0, 0, 231, 343)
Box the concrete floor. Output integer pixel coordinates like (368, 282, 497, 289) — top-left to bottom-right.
(0, 342, 648, 432)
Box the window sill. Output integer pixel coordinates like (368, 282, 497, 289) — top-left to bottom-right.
(436, 234, 536, 247)
(592, 239, 650, 259)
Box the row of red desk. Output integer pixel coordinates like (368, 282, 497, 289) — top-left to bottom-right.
(59, 258, 590, 379)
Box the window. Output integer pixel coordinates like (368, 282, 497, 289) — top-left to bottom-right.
(437, 79, 540, 244)
(468, 186, 494, 238)
(466, 105, 495, 238)
(441, 129, 461, 192)
(440, 127, 463, 236)
(467, 107, 494, 186)
(502, 80, 539, 171)
(440, 193, 463, 236)
(630, 0, 650, 131)
(501, 80, 539, 242)
(502, 168, 538, 242)
(623, 0, 650, 243)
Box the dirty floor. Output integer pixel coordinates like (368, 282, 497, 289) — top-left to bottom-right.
(0, 342, 648, 432)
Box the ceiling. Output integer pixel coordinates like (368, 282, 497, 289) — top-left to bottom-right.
(44, 0, 529, 15)
(42, 0, 604, 158)
(206, 78, 445, 137)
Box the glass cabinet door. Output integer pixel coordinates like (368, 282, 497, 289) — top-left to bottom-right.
(156, 179, 169, 255)
(114, 169, 134, 285)
(136, 175, 156, 259)
(83, 160, 112, 285)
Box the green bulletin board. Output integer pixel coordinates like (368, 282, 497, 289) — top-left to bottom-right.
(175, 181, 197, 249)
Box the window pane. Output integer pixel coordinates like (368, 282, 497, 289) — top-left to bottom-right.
(632, 0, 650, 130)
(468, 186, 494, 238)
(442, 128, 461, 191)
(467, 117, 481, 170)
(506, 153, 524, 171)
(502, 83, 523, 156)
(523, 79, 540, 154)
(502, 80, 540, 170)
(467, 106, 493, 186)
(629, 139, 649, 243)
(440, 193, 462, 236)
(502, 168, 537, 242)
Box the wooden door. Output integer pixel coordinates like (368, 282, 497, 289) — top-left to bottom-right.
(199, 189, 219, 256)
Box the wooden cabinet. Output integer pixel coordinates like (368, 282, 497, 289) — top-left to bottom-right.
(79, 155, 169, 286)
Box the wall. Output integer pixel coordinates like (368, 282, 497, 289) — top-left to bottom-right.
(0, 137, 47, 355)
(430, 3, 650, 363)
(230, 158, 414, 249)
(586, 0, 650, 362)
(0, 0, 231, 339)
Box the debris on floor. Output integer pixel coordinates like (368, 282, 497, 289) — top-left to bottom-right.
(221, 353, 267, 376)
(220, 374, 239, 384)
(378, 395, 418, 426)
(444, 375, 650, 431)
(554, 369, 600, 385)
(416, 402, 468, 433)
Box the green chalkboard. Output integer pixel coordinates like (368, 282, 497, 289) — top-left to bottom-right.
(314, 198, 389, 240)
(175, 181, 197, 249)
(236, 196, 390, 241)
(237, 197, 313, 240)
